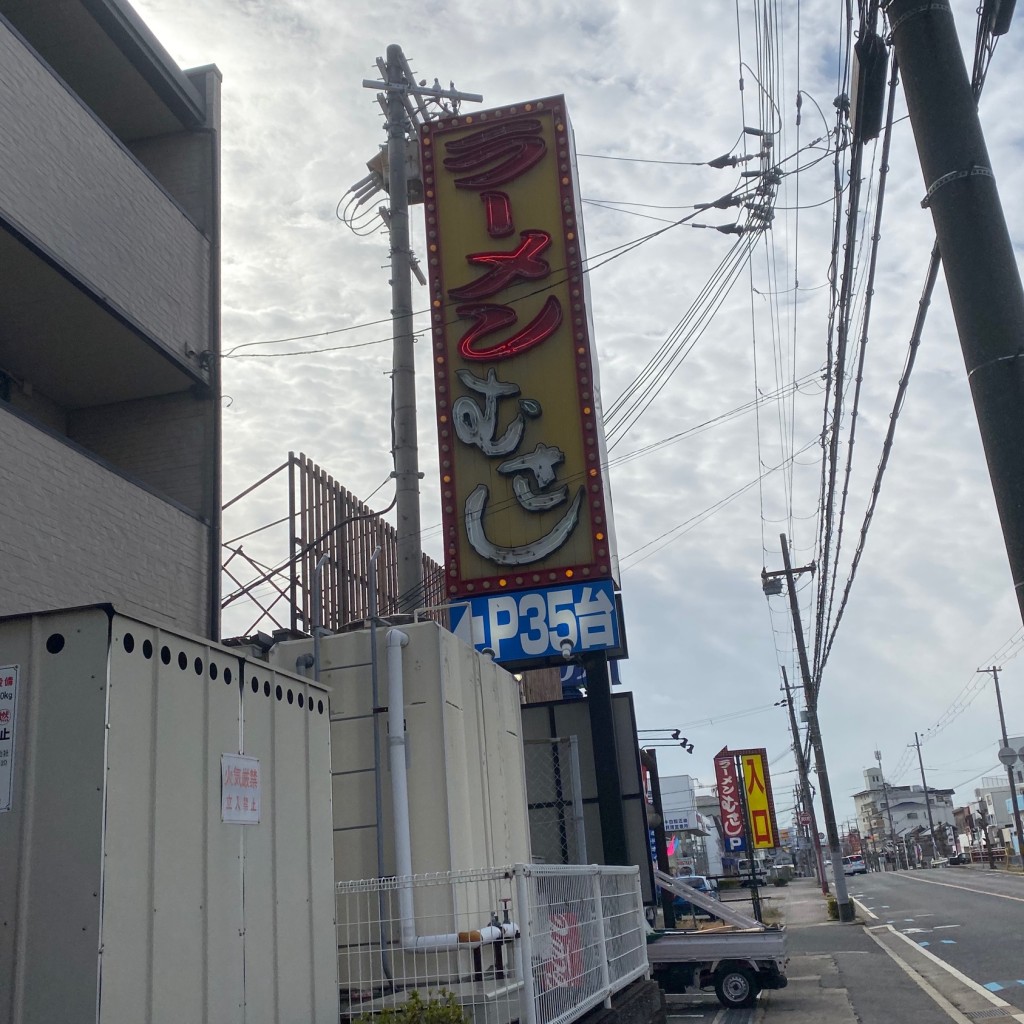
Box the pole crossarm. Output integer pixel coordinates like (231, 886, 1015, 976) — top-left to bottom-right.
(361, 78, 483, 105)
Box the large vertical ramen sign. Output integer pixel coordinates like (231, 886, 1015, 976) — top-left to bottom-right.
(421, 96, 622, 669)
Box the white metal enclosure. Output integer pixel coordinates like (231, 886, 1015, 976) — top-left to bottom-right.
(272, 620, 532, 885)
(0, 606, 337, 1024)
(270, 620, 531, 1003)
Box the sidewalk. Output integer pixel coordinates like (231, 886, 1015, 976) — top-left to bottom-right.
(755, 877, 1024, 1024)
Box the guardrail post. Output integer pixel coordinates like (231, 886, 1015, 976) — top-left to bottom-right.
(515, 867, 539, 1024)
(591, 869, 612, 1008)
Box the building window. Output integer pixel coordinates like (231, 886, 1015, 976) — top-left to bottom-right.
(906, 812, 919, 819)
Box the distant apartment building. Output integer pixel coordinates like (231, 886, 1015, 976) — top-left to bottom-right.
(853, 767, 955, 851)
(0, 0, 221, 636)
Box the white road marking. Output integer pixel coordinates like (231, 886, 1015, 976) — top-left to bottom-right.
(886, 926, 1024, 1022)
(934, 924, 962, 930)
(897, 873, 1024, 903)
(865, 927, 974, 1024)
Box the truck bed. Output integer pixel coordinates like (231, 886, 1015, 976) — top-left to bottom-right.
(646, 924, 787, 965)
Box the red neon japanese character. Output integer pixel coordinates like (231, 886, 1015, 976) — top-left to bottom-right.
(455, 296, 563, 361)
(480, 191, 514, 237)
(449, 230, 553, 301)
(443, 120, 547, 190)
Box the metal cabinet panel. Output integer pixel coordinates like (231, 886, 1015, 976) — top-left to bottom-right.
(0, 608, 337, 1024)
(0, 608, 109, 1024)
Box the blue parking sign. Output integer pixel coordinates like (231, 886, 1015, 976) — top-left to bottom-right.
(450, 579, 621, 668)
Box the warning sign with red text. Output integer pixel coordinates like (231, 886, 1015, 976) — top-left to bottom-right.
(221, 753, 261, 825)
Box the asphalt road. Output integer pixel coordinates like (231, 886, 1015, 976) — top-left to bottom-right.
(847, 866, 1024, 1009)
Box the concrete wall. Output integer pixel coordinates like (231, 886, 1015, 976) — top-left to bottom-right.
(0, 17, 211, 369)
(0, 409, 210, 634)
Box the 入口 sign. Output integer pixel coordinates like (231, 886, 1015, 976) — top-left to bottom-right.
(739, 750, 779, 850)
(221, 753, 261, 825)
(420, 96, 618, 607)
(0, 664, 18, 813)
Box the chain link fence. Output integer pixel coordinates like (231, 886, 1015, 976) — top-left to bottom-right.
(524, 737, 588, 865)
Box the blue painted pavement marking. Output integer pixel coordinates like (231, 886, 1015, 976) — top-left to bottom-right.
(940, 940, 956, 944)
(919, 941, 930, 947)
(984, 983, 1005, 992)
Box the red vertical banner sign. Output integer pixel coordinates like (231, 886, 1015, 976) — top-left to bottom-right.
(714, 748, 747, 853)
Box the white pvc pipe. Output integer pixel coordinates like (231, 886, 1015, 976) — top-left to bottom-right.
(385, 627, 518, 952)
(386, 628, 413, 884)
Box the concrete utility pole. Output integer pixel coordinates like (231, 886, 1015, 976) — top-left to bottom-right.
(876, 750, 900, 871)
(384, 44, 422, 613)
(979, 665, 1024, 863)
(779, 534, 854, 921)
(361, 48, 481, 612)
(913, 732, 938, 862)
(884, 0, 1024, 627)
(781, 666, 829, 894)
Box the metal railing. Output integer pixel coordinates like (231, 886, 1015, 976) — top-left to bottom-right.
(336, 864, 648, 1024)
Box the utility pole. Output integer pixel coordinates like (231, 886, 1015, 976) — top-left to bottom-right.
(979, 665, 1024, 864)
(360, 49, 482, 613)
(912, 732, 938, 862)
(384, 44, 422, 613)
(782, 666, 828, 894)
(884, 0, 1024, 628)
(876, 749, 900, 871)
(778, 534, 854, 921)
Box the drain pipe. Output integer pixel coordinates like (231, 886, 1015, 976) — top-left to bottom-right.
(385, 627, 517, 951)
(368, 547, 393, 983)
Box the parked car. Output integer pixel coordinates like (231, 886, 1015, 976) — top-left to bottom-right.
(736, 858, 769, 886)
(672, 875, 721, 918)
(842, 855, 867, 875)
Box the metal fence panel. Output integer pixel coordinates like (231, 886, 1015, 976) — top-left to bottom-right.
(335, 865, 646, 1024)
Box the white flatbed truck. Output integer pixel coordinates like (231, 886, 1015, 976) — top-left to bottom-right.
(646, 870, 789, 1009)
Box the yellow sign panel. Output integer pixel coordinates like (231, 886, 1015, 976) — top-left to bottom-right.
(420, 96, 618, 597)
(740, 750, 779, 850)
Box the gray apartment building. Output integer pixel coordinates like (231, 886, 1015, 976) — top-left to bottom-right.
(0, 0, 221, 637)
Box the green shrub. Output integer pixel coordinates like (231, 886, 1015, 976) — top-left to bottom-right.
(771, 876, 789, 887)
(359, 990, 469, 1024)
(826, 896, 839, 920)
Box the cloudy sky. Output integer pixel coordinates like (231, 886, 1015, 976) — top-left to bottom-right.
(132, 0, 1024, 830)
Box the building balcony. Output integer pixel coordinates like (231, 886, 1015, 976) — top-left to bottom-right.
(0, 4, 217, 410)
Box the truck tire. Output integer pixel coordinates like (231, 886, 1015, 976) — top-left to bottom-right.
(714, 964, 759, 1009)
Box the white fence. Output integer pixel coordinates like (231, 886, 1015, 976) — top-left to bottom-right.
(336, 864, 649, 1024)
